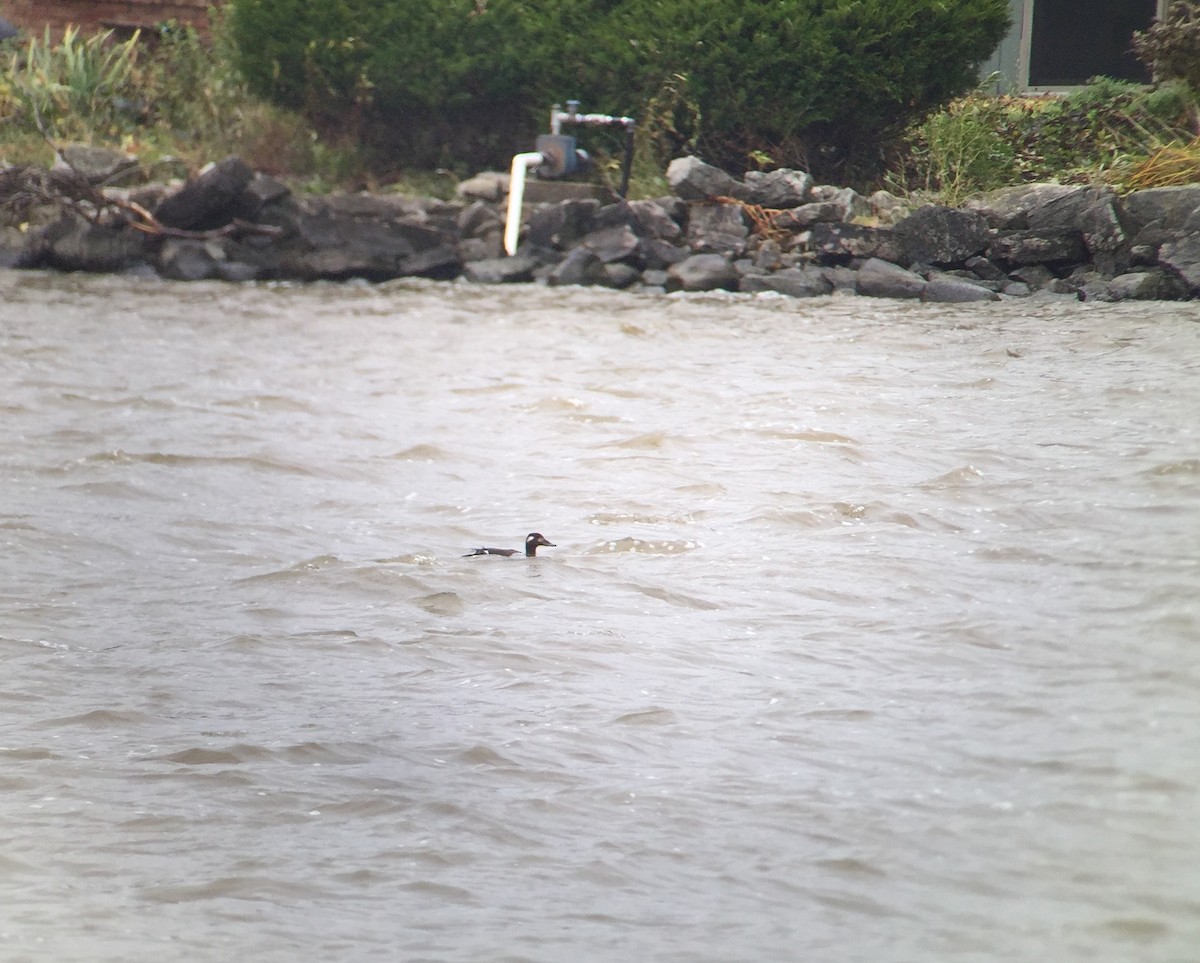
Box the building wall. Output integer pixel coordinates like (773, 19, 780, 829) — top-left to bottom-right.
(980, 0, 1026, 93)
(1, 0, 220, 39)
(982, 0, 1165, 92)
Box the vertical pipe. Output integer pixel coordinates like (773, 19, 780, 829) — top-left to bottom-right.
(618, 124, 635, 199)
(504, 152, 543, 257)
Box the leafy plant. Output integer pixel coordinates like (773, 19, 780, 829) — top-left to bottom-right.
(891, 75, 1200, 202)
(140, 14, 248, 138)
(8, 26, 142, 138)
(1133, 1, 1200, 90)
(595, 72, 701, 198)
(895, 84, 1015, 204)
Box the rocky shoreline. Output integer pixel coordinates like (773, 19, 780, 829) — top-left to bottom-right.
(2, 147, 1198, 302)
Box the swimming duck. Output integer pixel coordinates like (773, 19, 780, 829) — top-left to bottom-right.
(463, 532, 556, 558)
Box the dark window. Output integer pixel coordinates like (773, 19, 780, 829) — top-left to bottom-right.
(1028, 0, 1157, 86)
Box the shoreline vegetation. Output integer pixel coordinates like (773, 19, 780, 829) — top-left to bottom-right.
(1, 7, 1197, 199)
(2, 149, 1198, 302)
(1, 11, 1198, 300)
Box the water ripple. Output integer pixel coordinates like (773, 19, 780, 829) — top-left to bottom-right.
(1, 275, 1198, 963)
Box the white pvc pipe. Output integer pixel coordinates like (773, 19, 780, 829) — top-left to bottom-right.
(504, 152, 544, 257)
(552, 110, 635, 135)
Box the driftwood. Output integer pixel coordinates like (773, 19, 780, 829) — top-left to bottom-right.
(0, 164, 282, 240)
(124, 208, 285, 241)
(0, 165, 103, 221)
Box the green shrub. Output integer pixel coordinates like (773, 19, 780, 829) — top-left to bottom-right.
(895, 85, 1016, 204)
(140, 15, 249, 140)
(231, 1, 375, 114)
(607, 0, 1010, 178)
(7, 26, 142, 139)
(230, 0, 549, 165)
(0, 14, 367, 190)
(230, 0, 1010, 178)
(1133, 1, 1200, 90)
(892, 76, 1200, 201)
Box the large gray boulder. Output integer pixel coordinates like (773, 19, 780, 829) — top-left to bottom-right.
(53, 144, 141, 187)
(211, 246, 264, 282)
(158, 239, 221, 281)
(666, 253, 739, 292)
(1122, 186, 1200, 269)
(686, 202, 750, 256)
(590, 200, 642, 232)
(988, 229, 1086, 265)
(641, 237, 688, 269)
(547, 247, 608, 287)
(869, 190, 910, 224)
(820, 265, 861, 293)
(602, 263, 641, 289)
(742, 168, 813, 208)
(964, 183, 1078, 229)
(921, 275, 1000, 302)
(154, 156, 254, 230)
(856, 258, 926, 299)
(580, 224, 642, 265)
(463, 254, 539, 283)
(740, 266, 832, 298)
(456, 200, 503, 239)
(964, 255, 1007, 281)
(650, 196, 688, 229)
(524, 198, 599, 250)
(0, 226, 31, 268)
(772, 202, 845, 230)
(457, 171, 508, 202)
(1008, 264, 1056, 289)
(43, 217, 147, 272)
(667, 156, 748, 201)
(398, 244, 462, 280)
(894, 205, 989, 265)
(1158, 235, 1200, 294)
(316, 192, 455, 231)
(278, 213, 419, 280)
(1024, 185, 1129, 273)
(808, 223, 904, 264)
(969, 183, 1129, 273)
(1081, 269, 1192, 302)
(809, 185, 871, 221)
(231, 172, 291, 220)
(261, 193, 456, 281)
(626, 199, 683, 240)
(1119, 185, 1200, 234)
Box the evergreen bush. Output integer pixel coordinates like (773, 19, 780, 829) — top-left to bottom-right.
(230, 0, 1010, 178)
(231, 0, 550, 165)
(603, 0, 1011, 177)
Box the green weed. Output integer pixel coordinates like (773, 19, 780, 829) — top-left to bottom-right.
(892, 77, 1200, 202)
(8, 26, 142, 139)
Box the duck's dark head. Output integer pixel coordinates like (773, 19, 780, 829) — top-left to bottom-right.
(525, 532, 556, 556)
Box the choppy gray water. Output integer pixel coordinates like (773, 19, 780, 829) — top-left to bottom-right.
(1, 271, 1198, 963)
